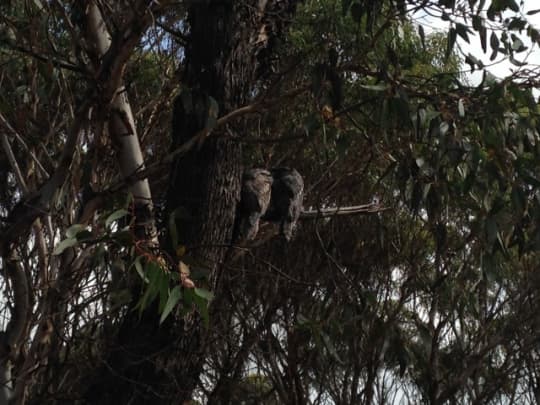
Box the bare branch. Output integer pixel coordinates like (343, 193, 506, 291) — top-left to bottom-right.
(0, 112, 49, 181)
(1, 101, 91, 252)
(0, 115, 29, 194)
(0, 258, 31, 404)
(300, 203, 389, 219)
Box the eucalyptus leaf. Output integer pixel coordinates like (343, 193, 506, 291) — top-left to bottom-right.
(160, 286, 182, 324)
(105, 209, 129, 228)
(53, 237, 78, 255)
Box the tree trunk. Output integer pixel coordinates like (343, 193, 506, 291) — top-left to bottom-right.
(87, 1, 299, 402)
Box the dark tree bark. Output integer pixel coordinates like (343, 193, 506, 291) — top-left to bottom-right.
(83, 1, 299, 404)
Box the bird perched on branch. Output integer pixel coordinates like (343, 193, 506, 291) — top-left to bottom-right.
(236, 167, 304, 241)
(237, 168, 273, 241)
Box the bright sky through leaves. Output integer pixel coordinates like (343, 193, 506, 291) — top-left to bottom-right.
(416, 1, 540, 91)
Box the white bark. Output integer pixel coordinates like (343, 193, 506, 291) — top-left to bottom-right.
(86, 1, 157, 241)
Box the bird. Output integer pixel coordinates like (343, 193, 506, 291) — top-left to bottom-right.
(237, 168, 273, 241)
(237, 167, 304, 241)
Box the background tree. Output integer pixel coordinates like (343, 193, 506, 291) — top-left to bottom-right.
(2, 0, 540, 404)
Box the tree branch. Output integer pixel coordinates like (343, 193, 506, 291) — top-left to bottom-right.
(0, 258, 30, 404)
(1, 100, 90, 252)
(300, 202, 388, 219)
(0, 114, 29, 194)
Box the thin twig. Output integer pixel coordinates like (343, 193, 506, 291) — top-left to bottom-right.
(0, 113, 29, 194)
(0, 112, 50, 178)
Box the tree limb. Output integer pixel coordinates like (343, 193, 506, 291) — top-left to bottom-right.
(300, 203, 388, 219)
(1, 100, 90, 252)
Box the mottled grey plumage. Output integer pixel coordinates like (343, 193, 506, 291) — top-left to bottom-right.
(263, 168, 304, 240)
(238, 169, 273, 240)
(237, 167, 304, 241)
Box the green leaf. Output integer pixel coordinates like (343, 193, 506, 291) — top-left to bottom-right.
(158, 274, 169, 312)
(110, 230, 133, 246)
(75, 230, 93, 241)
(193, 293, 210, 328)
(322, 332, 344, 364)
(511, 186, 526, 215)
(445, 28, 457, 60)
(418, 25, 426, 49)
(204, 96, 219, 131)
(458, 98, 465, 117)
(511, 34, 525, 51)
(438, 0, 455, 8)
(479, 25, 487, 53)
(136, 261, 164, 314)
(509, 54, 527, 66)
(360, 84, 387, 92)
(160, 286, 182, 324)
(341, 0, 353, 15)
(396, 340, 409, 377)
(303, 113, 321, 136)
(411, 181, 423, 213)
(53, 237, 78, 255)
(490, 32, 499, 60)
(507, 17, 527, 31)
(465, 53, 484, 71)
(134, 257, 147, 282)
(528, 27, 540, 43)
(472, 15, 483, 31)
(194, 288, 214, 301)
(417, 323, 432, 353)
(105, 209, 129, 228)
(506, 0, 519, 12)
(485, 217, 498, 246)
(66, 224, 87, 238)
(527, 9, 540, 15)
(350, 2, 363, 23)
(455, 23, 470, 43)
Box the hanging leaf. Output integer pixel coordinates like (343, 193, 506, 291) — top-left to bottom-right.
(105, 209, 129, 228)
(342, 0, 353, 16)
(159, 286, 182, 324)
(360, 84, 387, 92)
(53, 237, 78, 255)
(66, 224, 88, 238)
(350, 2, 363, 23)
(204, 96, 219, 131)
(193, 292, 211, 328)
(194, 288, 214, 301)
(458, 98, 465, 117)
(511, 36, 526, 52)
(509, 54, 526, 66)
(322, 332, 344, 364)
(490, 32, 499, 60)
(134, 257, 147, 282)
(418, 24, 426, 49)
(445, 28, 457, 60)
(485, 217, 498, 246)
(455, 23, 471, 43)
(479, 25, 487, 52)
(507, 17, 526, 31)
(506, 0, 519, 12)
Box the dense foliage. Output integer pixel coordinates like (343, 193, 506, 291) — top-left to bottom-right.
(2, 0, 540, 403)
